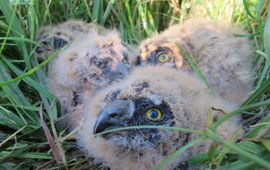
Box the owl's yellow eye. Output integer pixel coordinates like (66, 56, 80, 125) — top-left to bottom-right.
(158, 53, 169, 63)
(146, 108, 163, 121)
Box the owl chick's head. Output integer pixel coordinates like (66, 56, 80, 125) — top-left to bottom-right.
(35, 20, 93, 61)
(79, 66, 241, 170)
(48, 29, 130, 90)
(93, 96, 177, 152)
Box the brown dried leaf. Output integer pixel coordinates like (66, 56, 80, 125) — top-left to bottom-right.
(39, 104, 63, 164)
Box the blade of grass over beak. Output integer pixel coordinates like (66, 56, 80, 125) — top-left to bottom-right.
(0, 46, 66, 87)
(94, 125, 204, 136)
(154, 137, 207, 170)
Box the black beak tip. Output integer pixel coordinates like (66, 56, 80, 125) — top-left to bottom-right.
(93, 122, 104, 135)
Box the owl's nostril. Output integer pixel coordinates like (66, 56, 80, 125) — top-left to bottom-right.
(116, 62, 129, 76)
(110, 112, 119, 118)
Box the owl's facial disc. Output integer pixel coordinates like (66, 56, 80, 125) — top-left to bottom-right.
(93, 97, 175, 149)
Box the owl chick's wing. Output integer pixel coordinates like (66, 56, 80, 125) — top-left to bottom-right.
(78, 66, 243, 170)
(139, 18, 254, 105)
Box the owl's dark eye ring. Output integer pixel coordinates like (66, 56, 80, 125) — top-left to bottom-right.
(146, 108, 163, 121)
(157, 53, 170, 63)
(94, 59, 108, 68)
(95, 61, 103, 67)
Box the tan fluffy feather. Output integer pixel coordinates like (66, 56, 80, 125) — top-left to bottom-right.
(78, 66, 243, 170)
(36, 21, 134, 129)
(139, 18, 254, 105)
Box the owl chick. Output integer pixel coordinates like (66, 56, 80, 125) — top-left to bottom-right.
(139, 18, 254, 105)
(78, 66, 243, 170)
(36, 21, 133, 129)
(35, 20, 108, 61)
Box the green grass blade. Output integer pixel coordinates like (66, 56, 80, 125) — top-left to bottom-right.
(95, 125, 203, 136)
(101, 0, 115, 25)
(206, 129, 270, 169)
(0, 47, 66, 87)
(92, 0, 101, 23)
(242, 77, 270, 105)
(243, 0, 256, 18)
(214, 99, 270, 130)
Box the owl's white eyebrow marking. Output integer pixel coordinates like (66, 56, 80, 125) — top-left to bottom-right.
(148, 94, 162, 105)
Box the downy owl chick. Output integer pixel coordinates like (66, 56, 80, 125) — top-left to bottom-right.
(78, 66, 243, 170)
(138, 18, 254, 105)
(36, 21, 133, 129)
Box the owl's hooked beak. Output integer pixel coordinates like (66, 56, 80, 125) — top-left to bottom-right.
(93, 100, 135, 134)
(116, 62, 129, 77)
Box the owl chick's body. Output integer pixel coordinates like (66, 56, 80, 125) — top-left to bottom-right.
(79, 66, 242, 170)
(36, 21, 133, 128)
(139, 18, 254, 105)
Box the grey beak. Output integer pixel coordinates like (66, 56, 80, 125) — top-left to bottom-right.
(116, 62, 129, 77)
(93, 100, 135, 134)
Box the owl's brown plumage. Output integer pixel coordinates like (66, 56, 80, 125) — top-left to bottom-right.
(78, 66, 243, 170)
(139, 18, 254, 105)
(36, 21, 133, 129)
